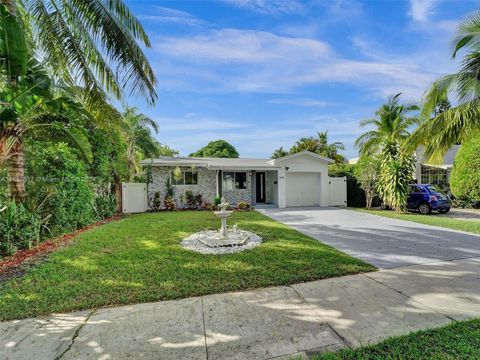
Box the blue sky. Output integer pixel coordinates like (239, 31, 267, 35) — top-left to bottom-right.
(125, 0, 477, 159)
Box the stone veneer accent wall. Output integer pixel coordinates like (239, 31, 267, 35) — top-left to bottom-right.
(148, 166, 217, 209)
(148, 167, 253, 208)
(222, 171, 252, 205)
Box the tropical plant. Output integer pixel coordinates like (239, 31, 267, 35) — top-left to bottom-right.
(290, 131, 345, 163)
(409, 11, 480, 162)
(120, 106, 161, 180)
(354, 156, 380, 209)
(271, 146, 288, 159)
(0, 200, 41, 256)
(355, 93, 418, 156)
(190, 139, 239, 158)
(0, 0, 156, 104)
(377, 141, 415, 213)
(449, 131, 480, 203)
(0, 62, 92, 201)
(148, 191, 162, 211)
(0, 0, 156, 200)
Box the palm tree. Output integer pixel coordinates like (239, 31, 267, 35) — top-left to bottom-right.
(290, 131, 345, 163)
(0, 62, 92, 200)
(316, 131, 345, 162)
(409, 11, 480, 162)
(355, 94, 418, 213)
(271, 146, 288, 159)
(1, 0, 156, 103)
(290, 137, 318, 153)
(120, 107, 160, 180)
(0, 0, 156, 200)
(355, 93, 418, 156)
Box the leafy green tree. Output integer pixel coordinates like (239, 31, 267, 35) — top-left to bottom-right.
(450, 131, 480, 202)
(290, 131, 345, 163)
(157, 144, 179, 157)
(271, 146, 288, 159)
(355, 93, 418, 156)
(190, 140, 239, 158)
(354, 156, 380, 209)
(409, 11, 480, 162)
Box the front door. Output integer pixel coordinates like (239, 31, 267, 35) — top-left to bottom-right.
(256, 172, 266, 203)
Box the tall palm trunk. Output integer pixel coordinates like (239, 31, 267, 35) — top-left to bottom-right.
(6, 130, 25, 202)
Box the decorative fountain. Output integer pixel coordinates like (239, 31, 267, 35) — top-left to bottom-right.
(181, 197, 262, 254)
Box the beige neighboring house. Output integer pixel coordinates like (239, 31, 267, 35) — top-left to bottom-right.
(348, 145, 461, 187)
(140, 150, 344, 209)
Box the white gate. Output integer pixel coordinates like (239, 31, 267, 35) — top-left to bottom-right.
(329, 177, 347, 206)
(122, 183, 147, 213)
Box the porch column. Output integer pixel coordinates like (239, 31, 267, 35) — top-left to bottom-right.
(278, 168, 286, 208)
(216, 170, 220, 197)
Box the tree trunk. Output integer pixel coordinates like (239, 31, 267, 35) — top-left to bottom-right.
(7, 138, 26, 202)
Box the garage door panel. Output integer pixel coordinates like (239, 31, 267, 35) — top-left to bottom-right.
(286, 173, 320, 207)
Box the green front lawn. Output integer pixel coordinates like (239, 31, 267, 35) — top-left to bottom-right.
(357, 209, 480, 235)
(0, 211, 374, 320)
(314, 318, 480, 359)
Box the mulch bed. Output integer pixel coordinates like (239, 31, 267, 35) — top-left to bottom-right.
(0, 214, 122, 282)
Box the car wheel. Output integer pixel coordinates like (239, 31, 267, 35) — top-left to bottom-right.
(418, 203, 431, 215)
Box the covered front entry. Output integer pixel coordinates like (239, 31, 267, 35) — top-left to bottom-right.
(285, 172, 320, 207)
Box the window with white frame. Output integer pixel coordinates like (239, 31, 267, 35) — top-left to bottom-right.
(170, 170, 198, 185)
(222, 171, 247, 190)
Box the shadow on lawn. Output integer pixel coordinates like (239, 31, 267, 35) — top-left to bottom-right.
(0, 211, 373, 321)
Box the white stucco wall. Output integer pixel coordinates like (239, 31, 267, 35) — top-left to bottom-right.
(274, 153, 330, 208)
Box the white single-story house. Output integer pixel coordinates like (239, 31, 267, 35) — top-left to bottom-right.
(140, 150, 342, 209)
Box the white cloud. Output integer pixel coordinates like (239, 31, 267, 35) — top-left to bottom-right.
(408, 0, 437, 22)
(139, 6, 206, 27)
(153, 28, 439, 98)
(156, 29, 332, 63)
(268, 98, 331, 107)
(223, 0, 304, 15)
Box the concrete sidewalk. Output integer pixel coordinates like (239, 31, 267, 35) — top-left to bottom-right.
(2, 256, 479, 360)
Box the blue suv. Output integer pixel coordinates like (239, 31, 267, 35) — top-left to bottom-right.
(407, 184, 451, 214)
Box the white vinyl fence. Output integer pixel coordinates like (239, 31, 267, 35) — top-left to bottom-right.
(122, 183, 147, 213)
(328, 177, 347, 206)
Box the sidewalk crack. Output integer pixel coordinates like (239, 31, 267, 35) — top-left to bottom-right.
(288, 285, 353, 350)
(55, 309, 96, 360)
(200, 297, 209, 360)
(361, 273, 456, 322)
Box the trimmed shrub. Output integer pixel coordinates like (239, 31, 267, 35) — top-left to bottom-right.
(237, 201, 250, 210)
(0, 201, 41, 256)
(95, 194, 116, 219)
(450, 132, 480, 205)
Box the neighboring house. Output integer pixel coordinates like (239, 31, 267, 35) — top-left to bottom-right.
(414, 145, 460, 188)
(141, 150, 337, 209)
(348, 145, 461, 188)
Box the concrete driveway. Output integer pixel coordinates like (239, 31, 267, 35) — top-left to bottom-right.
(260, 207, 480, 269)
